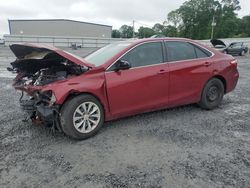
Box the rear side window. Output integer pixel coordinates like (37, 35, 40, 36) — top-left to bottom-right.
(165, 41, 210, 62)
(121, 42, 163, 68)
(165, 41, 196, 61)
(195, 47, 209, 58)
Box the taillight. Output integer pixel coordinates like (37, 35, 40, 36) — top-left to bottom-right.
(230, 60, 238, 68)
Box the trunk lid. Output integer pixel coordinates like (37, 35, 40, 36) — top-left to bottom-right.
(210, 39, 227, 47)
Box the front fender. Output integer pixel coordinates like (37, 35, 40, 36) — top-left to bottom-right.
(41, 72, 109, 113)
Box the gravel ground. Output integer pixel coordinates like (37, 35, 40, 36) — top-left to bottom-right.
(0, 46, 250, 188)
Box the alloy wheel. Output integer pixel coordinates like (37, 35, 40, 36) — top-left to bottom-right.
(206, 86, 219, 102)
(73, 102, 101, 133)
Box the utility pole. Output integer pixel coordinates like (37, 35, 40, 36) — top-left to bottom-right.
(132, 20, 135, 38)
(211, 15, 216, 39)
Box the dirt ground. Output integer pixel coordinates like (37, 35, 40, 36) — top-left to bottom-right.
(0, 46, 249, 188)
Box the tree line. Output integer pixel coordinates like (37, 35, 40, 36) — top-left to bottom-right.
(112, 0, 250, 40)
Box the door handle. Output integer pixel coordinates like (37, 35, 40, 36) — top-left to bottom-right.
(157, 69, 168, 74)
(204, 62, 212, 67)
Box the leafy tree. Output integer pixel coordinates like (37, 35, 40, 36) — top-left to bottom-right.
(221, 0, 241, 12)
(216, 18, 239, 38)
(112, 30, 121, 38)
(167, 10, 182, 28)
(138, 27, 155, 38)
(177, 0, 222, 39)
(119, 25, 133, 38)
(215, 0, 241, 38)
(152, 23, 164, 33)
(165, 0, 242, 39)
(114, 0, 247, 39)
(162, 25, 178, 37)
(239, 16, 250, 37)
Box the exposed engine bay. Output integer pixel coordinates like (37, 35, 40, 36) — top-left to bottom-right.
(9, 52, 88, 87)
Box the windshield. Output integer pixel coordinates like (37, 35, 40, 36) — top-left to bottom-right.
(84, 41, 132, 66)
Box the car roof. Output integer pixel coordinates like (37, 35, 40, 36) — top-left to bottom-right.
(125, 38, 210, 51)
(98, 37, 217, 70)
(231, 42, 243, 44)
(129, 37, 194, 45)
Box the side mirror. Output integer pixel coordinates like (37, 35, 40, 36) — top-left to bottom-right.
(114, 60, 131, 72)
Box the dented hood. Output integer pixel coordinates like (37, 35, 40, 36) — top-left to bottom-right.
(10, 43, 95, 68)
(210, 39, 227, 47)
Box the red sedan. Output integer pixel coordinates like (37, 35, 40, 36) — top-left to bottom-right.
(9, 38, 239, 139)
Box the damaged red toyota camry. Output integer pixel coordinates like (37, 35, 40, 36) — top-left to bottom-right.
(8, 38, 239, 139)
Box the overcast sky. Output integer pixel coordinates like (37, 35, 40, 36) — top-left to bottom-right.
(0, 0, 249, 36)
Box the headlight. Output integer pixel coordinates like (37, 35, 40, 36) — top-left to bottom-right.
(40, 90, 57, 106)
(49, 92, 57, 106)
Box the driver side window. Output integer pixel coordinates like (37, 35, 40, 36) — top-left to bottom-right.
(117, 42, 163, 70)
(121, 42, 163, 68)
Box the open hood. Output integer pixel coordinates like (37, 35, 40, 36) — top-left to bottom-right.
(10, 43, 94, 68)
(210, 39, 227, 47)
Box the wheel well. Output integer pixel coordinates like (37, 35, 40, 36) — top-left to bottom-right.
(62, 91, 106, 114)
(213, 75, 227, 93)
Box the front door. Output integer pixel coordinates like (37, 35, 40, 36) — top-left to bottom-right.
(105, 42, 169, 116)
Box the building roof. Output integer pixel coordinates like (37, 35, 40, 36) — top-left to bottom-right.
(8, 19, 112, 28)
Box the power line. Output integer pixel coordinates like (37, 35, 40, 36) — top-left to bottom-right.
(134, 20, 153, 28)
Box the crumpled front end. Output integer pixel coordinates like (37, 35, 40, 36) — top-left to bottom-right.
(8, 43, 92, 130)
(19, 89, 62, 130)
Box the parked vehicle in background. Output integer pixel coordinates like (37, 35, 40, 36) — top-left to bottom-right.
(8, 38, 239, 139)
(0, 38, 5, 45)
(210, 39, 249, 56)
(210, 39, 227, 52)
(150, 34, 166, 38)
(71, 43, 82, 50)
(224, 42, 249, 56)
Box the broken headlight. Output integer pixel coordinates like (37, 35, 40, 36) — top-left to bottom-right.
(39, 90, 57, 106)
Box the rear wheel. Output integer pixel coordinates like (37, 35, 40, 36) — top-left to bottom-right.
(198, 78, 224, 110)
(60, 94, 104, 140)
(240, 50, 245, 56)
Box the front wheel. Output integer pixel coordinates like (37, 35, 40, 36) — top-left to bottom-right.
(60, 94, 104, 140)
(198, 78, 224, 110)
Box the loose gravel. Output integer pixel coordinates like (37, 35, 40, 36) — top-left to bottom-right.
(0, 47, 249, 188)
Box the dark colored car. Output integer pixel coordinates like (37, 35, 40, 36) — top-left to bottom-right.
(0, 38, 5, 45)
(150, 34, 166, 38)
(8, 38, 239, 139)
(211, 39, 249, 56)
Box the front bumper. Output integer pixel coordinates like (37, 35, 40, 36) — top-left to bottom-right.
(36, 104, 58, 121)
(20, 99, 62, 130)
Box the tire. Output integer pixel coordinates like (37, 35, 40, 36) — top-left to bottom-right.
(240, 50, 245, 56)
(198, 78, 224, 110)
(60, 94, 104, 140)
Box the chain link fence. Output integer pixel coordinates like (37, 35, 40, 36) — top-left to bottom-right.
(3, 34, 125, 48)
(2, 35, 250, 54)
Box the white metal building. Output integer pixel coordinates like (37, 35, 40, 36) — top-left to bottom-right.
(8, 19, 112, 38)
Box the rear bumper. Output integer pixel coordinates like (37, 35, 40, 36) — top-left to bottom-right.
(226, 69, 239, 93)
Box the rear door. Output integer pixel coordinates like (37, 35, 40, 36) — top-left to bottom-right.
(164, 41, 214, 107)
(105, 41, 169, 116)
